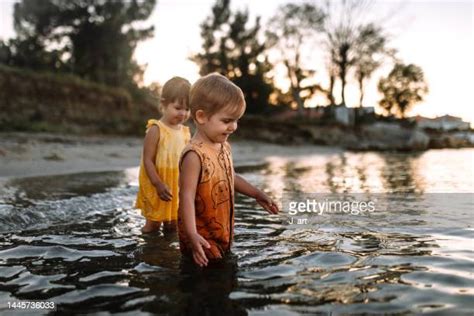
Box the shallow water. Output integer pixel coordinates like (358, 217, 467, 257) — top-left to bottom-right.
(0, 145, 473, 315)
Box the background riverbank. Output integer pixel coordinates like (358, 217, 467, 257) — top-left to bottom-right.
(2, 66, 473, 152)
(236, 116, 474, 151)
(0, 132, 343, 178)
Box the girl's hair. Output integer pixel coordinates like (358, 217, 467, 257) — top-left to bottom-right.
(160, 76, 191, 108)
(189, 73, 246, 119)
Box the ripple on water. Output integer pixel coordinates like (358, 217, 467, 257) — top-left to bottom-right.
(319, 266, 385, 285)
(5, 271, 74, 294)
(0, 178, 137, 234)
(364, 283, 474, 314)
(79, 271, 128, 283)
(402, 271, 474, 293)
(132, 262, 168, 274)
(289, 251, 357, 269)
(0, 245, 119, 262)
(240, 264, 304, 280)
(363, 254, 474, 276)
(53, 284, 143, 305)
(0, 266, 25, 280)
(10, 234, 137, 249)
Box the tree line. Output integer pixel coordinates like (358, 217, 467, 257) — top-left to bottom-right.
(0, 0, 156, 100)
(0, 0, 428, 118)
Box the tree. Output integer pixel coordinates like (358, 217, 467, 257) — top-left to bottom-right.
(378, 63, 428, 118)
(6, 0, 155, 89)
(191, 0, 275, 114)
(353, 23, 395, 107)
(321, 0, 392, 106)
(321, 0, 365, 105)
(266, 3, 327, 112)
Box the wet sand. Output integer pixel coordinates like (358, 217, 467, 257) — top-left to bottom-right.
(0, 132, 144, 178)
(0, 132, 342, 178)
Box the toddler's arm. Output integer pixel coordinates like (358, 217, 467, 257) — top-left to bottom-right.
(142, 126, 172, 201)
(234, 174, 279, 214)
(179, 151, 211, 267)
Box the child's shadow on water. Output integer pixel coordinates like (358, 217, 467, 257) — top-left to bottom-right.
(178, 253, 247, 316)
(132, 232, 247, 315)
(136, 230, 182, 269)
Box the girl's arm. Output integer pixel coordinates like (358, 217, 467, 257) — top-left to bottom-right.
(235, 173, 279, 214)
(142, 126, 171, 201)
(179, 151, 211, 267)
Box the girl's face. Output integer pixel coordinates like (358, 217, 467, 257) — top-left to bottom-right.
(196, 105, 245, 144)
(161, 101, 190, 125)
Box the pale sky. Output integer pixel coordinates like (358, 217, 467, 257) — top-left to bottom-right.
(1, 0, 473, 123)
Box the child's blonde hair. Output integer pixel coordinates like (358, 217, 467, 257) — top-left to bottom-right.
(160, 76, 191, 109)
(189, 73, 246, 119)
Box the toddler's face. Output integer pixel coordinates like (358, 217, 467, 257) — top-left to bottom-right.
(200, 105, 245, 143)
(162, 101, 190, 125)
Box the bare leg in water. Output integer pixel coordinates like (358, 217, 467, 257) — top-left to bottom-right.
(141, 219, 161, 233)
(163, 220, 177, 233)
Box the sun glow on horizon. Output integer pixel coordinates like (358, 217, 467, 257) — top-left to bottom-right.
(1, 0, 472, 124)
(134, 0, 473, 124)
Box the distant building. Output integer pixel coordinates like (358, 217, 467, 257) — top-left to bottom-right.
(272, 105, 376, 126)
(415, 115, 470, 131)
(272, 106, 325, 121)
(358, 107, 375, 115)
(326, 105, 355, 126)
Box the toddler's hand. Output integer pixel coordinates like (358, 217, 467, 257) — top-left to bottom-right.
(155, 182, 172, 201)
(190, 233, 211, 267)
(256, 192, 279, 214)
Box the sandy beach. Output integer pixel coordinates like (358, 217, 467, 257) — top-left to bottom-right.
(0, 132, 144, 178)
(0, 132, 342, 179)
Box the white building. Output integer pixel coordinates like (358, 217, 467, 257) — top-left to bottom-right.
(332, 105, 355, 126)
(416, 115, 471, 131)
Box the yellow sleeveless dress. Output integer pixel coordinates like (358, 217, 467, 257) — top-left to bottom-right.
(135, 119, 191, 222)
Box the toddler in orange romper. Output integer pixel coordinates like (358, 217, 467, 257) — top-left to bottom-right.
(178, 73, 279, 267)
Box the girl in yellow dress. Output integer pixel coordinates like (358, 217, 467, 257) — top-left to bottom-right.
(135, 77, 191, 233)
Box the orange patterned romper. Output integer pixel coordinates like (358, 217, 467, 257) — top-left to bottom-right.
(178, 141, 235, 260)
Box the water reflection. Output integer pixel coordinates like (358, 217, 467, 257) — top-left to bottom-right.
(414, 149, 474, 192)
(255, 150, 435, 195)
(134, 231, 181, 269)
(325, 153, 350, 193)
(0, 146, 473, 314)
(179, 254, 245, 316)
(377, 152, 425, 194)
(258, 157, 287, 200)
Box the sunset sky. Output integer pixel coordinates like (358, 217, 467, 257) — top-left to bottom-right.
(1, 0, 473, 123)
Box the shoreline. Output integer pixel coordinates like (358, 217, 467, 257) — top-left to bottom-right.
(2, 131, 472, 180)
(0, 132, 343, 179)
(0, 132, 143, 179)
